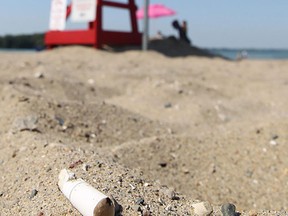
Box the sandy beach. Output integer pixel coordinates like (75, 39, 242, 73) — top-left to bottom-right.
(1, 44, 288, 215)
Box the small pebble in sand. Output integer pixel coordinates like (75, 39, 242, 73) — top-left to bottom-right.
(158, 197, 166, 206)
(245, 169, 253, 178)
(182, 167, 190, 174)
(129, 183, 136, 190)
(18, 96, 29, 102)
(165, 204, 172, 211)
(269, 135, 279, 146)
(12, 150, 18, 158)
(29, 189, 38, 199)
(87, 79, 95, 85)
(192, 201, 213, 216)
(221, 203, 237, 216)
(158, 162, 167, 168)
(144, 182, 152, 187)
(164, 103, 172, 108)
(136, 197, 145, 205)
(12, 115, 39, 132)
(269, 140, 278, 146)
(161, 188, 179, 200)
(209, 163, 217, 174)
(82, 163, 90, 171)
(34, 71, 44, 79)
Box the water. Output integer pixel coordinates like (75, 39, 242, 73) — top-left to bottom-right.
(208, 48, 288, 60)
(2, 48, 288, 60)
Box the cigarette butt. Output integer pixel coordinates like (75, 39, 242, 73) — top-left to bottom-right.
(58, 169, 115, 216)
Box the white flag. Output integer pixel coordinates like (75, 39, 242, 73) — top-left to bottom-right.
(71, 0, 97, 22)
(49, 0, 67, 31)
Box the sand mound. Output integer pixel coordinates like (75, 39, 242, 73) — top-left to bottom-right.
(106, 38, 224, 58)
(1, 46, 288, 215)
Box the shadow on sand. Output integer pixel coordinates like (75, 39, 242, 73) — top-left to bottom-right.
(104, 37, 229, 60)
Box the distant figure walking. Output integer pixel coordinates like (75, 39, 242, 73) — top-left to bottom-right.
(236, 50, 248, 61)
(172, 20, 191, 44)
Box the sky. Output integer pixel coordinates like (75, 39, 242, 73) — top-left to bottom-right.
(0, 0, 288, 49)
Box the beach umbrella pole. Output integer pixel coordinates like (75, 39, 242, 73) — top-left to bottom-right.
(142, 0, 149, 51)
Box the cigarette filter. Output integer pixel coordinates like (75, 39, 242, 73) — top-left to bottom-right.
(58, 169, 115, 216)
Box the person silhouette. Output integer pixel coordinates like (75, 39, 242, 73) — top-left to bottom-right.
(172, 20, 191, 44)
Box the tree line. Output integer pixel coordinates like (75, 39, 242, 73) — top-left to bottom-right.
(0, 33, 45, 49)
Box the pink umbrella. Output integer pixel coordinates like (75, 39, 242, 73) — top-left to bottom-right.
(136, 4, 176, 19)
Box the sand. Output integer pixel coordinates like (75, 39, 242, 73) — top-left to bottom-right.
(0, 44, 288, 215)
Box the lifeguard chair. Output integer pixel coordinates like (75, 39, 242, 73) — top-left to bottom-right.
(45, 0, 141, 49)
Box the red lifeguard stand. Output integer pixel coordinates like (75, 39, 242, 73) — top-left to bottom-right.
(45, 0, 141, 49)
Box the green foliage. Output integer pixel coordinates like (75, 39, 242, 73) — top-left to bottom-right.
(0, 33, 45, 49)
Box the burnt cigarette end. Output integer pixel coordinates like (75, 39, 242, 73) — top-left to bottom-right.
(93, 197, 115, 216)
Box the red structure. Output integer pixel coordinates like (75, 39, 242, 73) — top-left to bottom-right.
(45, 0, 141, 49)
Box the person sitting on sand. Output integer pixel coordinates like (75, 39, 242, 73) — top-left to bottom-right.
(182, 21, 188, 35)
(155, 31, 165, 39)
(172, 20, 191, 44)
